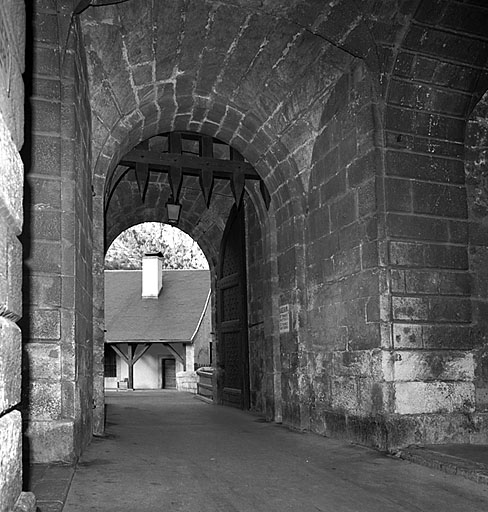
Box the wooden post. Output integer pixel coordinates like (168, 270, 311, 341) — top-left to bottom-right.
(110, 342, 152, 390)
(127, 343, 135, 390)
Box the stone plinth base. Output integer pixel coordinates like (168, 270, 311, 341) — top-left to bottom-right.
(176, 371, 198, 393)
(24, 420, 75, 463)
(310, 410, 488, 452)
(0, 411, 22, 512)
(13, 492, 36, 512)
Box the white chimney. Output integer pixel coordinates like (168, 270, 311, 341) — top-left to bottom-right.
(142, 253, 163, 298)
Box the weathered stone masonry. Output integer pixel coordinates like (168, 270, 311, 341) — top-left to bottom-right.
(468, 90, 488, 418)
(22, 0, 94, 463)
(0, 2, 35, 511)
(2, 1, 488, 494)
(381, 2, 488, 445)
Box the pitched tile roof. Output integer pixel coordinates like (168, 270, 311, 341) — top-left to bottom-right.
(104, 269, 210, 343)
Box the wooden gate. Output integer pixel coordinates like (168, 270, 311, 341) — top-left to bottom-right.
(217, 205, 250, 409)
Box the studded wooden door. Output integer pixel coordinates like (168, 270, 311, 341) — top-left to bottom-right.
(217, 204, 250, 409)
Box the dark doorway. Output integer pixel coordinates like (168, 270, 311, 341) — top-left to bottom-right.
(104, 345, 117, 378)
(216, 204, 250, 409)
(162, 359, 176, 389)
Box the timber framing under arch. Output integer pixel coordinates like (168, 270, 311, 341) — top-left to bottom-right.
(105, 131, 271, 214)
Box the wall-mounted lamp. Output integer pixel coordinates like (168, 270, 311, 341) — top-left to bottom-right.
(166, 197, 181, 225)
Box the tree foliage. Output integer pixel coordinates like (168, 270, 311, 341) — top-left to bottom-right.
(104, 223, 208, 270)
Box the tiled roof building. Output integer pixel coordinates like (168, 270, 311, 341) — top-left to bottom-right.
(104, 256, 211, 390)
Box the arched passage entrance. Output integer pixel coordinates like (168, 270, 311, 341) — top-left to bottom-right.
(102, 131, 273, 418)
(13, 0, 488, 480)
(103, 222, 211, 392)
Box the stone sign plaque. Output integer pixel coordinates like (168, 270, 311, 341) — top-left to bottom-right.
(279, 304, 290, 334)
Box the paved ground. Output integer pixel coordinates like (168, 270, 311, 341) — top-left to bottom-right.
(26, 464, 74, 512)
(399, 444, 488, 485)
(40, 391, 488, 511)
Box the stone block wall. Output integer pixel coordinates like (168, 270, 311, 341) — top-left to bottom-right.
(245, 194, 271, 416)
(466, 91, 488, 414)
(0, 1, 35, 510)
(377, 3, 488, 446)
(305, 62, 383, 440)
(73, 16, 94, 452)
(23, 0, 94, 463)
(176, 371, 197, 393)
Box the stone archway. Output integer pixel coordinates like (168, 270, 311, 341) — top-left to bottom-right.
(101, 130, 276, 418)
(20, 1, 488, 473)
(79, 0, 355, 435)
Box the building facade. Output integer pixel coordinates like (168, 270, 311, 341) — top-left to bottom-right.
(104, 259, 212, 392)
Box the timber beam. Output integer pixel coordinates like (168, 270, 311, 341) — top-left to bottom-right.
(119, 149, 259, 180)
(110, 343, 151, 390)
(166, 343, 186, 370)
(106, 132, 271, 213)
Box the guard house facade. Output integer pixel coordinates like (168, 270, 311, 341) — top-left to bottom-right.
(104, 254, 211, 392)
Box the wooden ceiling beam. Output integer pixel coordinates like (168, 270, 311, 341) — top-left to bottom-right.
(119, 149, 259, 181)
